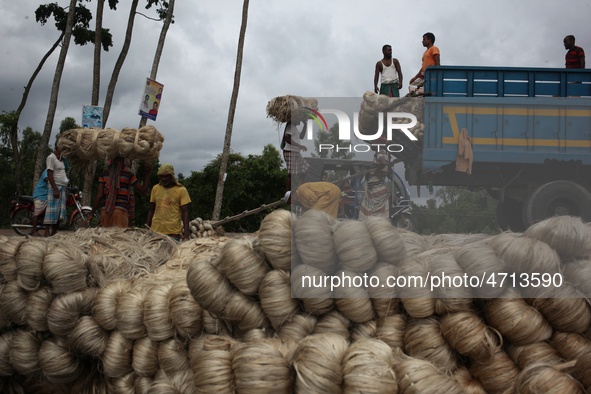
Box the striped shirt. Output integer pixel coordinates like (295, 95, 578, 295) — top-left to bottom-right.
(98, 170, 137, 211)
(566, 46, 585, 68)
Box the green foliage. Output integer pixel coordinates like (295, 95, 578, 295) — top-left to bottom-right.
(312, 123, 354, 160)
(411, 186, 500, 235)
(183, 144, 287, 232)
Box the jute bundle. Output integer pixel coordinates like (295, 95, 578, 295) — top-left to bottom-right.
(43, 242, 88, 294)
(276, 314, 317, 342)
(291, 263, 335, 315)
(132, 336, 159, 378)
(404, 318, 459, 373)
(219, 237, 270, 296)
(469, 350, 520, 394)
(257, 209, 294, 270)
(0, 256, 18, 284)
(294, 210, 338, 274)
(452, 368, 487, 394)
(364, 217, 407, 265)
(116, 279, 150, 340)
(440, 311, 500, 362)
(293, 333, 349, 394)
(26, 286, 53, 332)
(507, 342, 562, 369)
(93, 279, 133, 330)
(201, 309, 231, 337)
(186, 257, 234, 316)
(429, 254, 473, 314)
(514, 363, 584, 394)
(0, 235, 22, 259)
(397, 257, 436, 318)
(1, 281, 28, 325)
(158, 338, 191, 377)
(313, 310, 351, 340)
(38, 336, 83, 384)
(258, 269, 300, 330)
(395, 356, 464, 394)
(242, 328, 271, 342)
(350, 320, 378, 342)
(342, 338, 397, 394)
(368, 263, 400, 317)
(376, 314, 407, 350)
(168, 279, 202, 340)
(0, 331, 13, 376)
(221, 291, 271, 333)
(57, 125, 164, 164)
(144, 282, 176, 341)
(15, 239, 47, 291)
(68, 315, 109, 358)
(189, 335, 237, 394)
(551, 331, 591, 361)
(562, 259, 591, 297)
(46, 288, 96, 336)
(524, 215, 591, 260)
(575, 351, 591, 391)
(152, 369, 196, 394)
(334, 220, 378, 273)
(529, 285, 591, 332)
(333, 270, 375, 324)
(455, 244, 507, 298)
(484, 288, 553, 346)
(266, 95, 318, 123)
(232, 339, 294, 394)
(102, 330, 133, 378)
(9, 329, 42, 376)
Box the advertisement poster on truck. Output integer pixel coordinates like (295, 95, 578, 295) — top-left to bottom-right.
(139, 78, 164, 121)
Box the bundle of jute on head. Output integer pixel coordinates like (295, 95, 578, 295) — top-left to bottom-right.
(342, 338, 397, 393)
(440, 311, 500, 362)
(266, 95, 318, 123)
(404, 318, 459, 373)
(57, 126, 164, 165)
(523, 215, 591, 260)
(469, 350, 520, 394)
(364, 217, 407, 265)
(294, 209, 338, 273)
(483, 288, 553, 346)
(395, 355, 465, 394)
(514, 363, 585, 394)
(257, 209, 294, 270)
(232, 339, 294, 394)
(219, 236, 270, 296)
(507, 342, 563, 369)
(333, 220, 378, 273)
(258, 269, 300, 330)
(293, 333, 349, 393)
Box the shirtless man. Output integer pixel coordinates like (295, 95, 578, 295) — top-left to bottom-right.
(374, 44, 403, 97)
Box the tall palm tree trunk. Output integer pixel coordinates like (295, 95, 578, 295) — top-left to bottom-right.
(212, 0, 249, 221)
(33, 0, 78, 187)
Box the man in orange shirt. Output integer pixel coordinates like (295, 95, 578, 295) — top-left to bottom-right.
(409, 32, 440, 88)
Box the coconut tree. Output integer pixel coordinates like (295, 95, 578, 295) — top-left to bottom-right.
(212, 0, 250, 221)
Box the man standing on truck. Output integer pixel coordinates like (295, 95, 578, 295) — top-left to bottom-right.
(374, 44, 403, 97)
(409, 32, 440, 88)
(564, 35, 585, 68)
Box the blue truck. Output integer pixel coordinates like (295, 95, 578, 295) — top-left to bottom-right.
(390, 65, 591, 231)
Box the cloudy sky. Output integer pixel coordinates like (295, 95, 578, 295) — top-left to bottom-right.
(1, 0, 589, 180)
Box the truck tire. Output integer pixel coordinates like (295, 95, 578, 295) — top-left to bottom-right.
(523, 180, 591, 228)
(496, 198, 526, 232)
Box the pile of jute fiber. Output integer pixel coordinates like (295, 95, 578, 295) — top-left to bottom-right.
(266, 95, 319, 124)
(57, 126, 164, 165)
(1, 214, 591, 393)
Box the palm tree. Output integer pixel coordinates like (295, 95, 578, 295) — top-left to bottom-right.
(212, 0, 250, 221)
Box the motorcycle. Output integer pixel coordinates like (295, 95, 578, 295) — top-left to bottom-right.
(10, 186, 100, 236)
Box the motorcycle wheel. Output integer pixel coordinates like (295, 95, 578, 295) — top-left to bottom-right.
(72, 209, 100, 231)
(394, 212, 419, 233)
(11, 208, 34, 236)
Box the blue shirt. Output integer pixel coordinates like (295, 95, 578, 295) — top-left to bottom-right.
(32, 169, 49, 201)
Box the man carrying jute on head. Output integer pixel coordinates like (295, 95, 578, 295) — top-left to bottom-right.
(146, 163, 192, 241)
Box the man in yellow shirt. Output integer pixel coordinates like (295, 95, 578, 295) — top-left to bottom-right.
(409, 32, 440, 88)
(146, 163, 192, 241)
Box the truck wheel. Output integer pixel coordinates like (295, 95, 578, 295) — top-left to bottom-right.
(496, 198, 526, 232)
(394, 213, 419, 233)
(523, 180, 591, 228)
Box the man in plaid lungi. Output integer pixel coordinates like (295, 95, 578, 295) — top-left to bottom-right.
(282, 120, 310, 200)
(44, 145, 69, 236)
